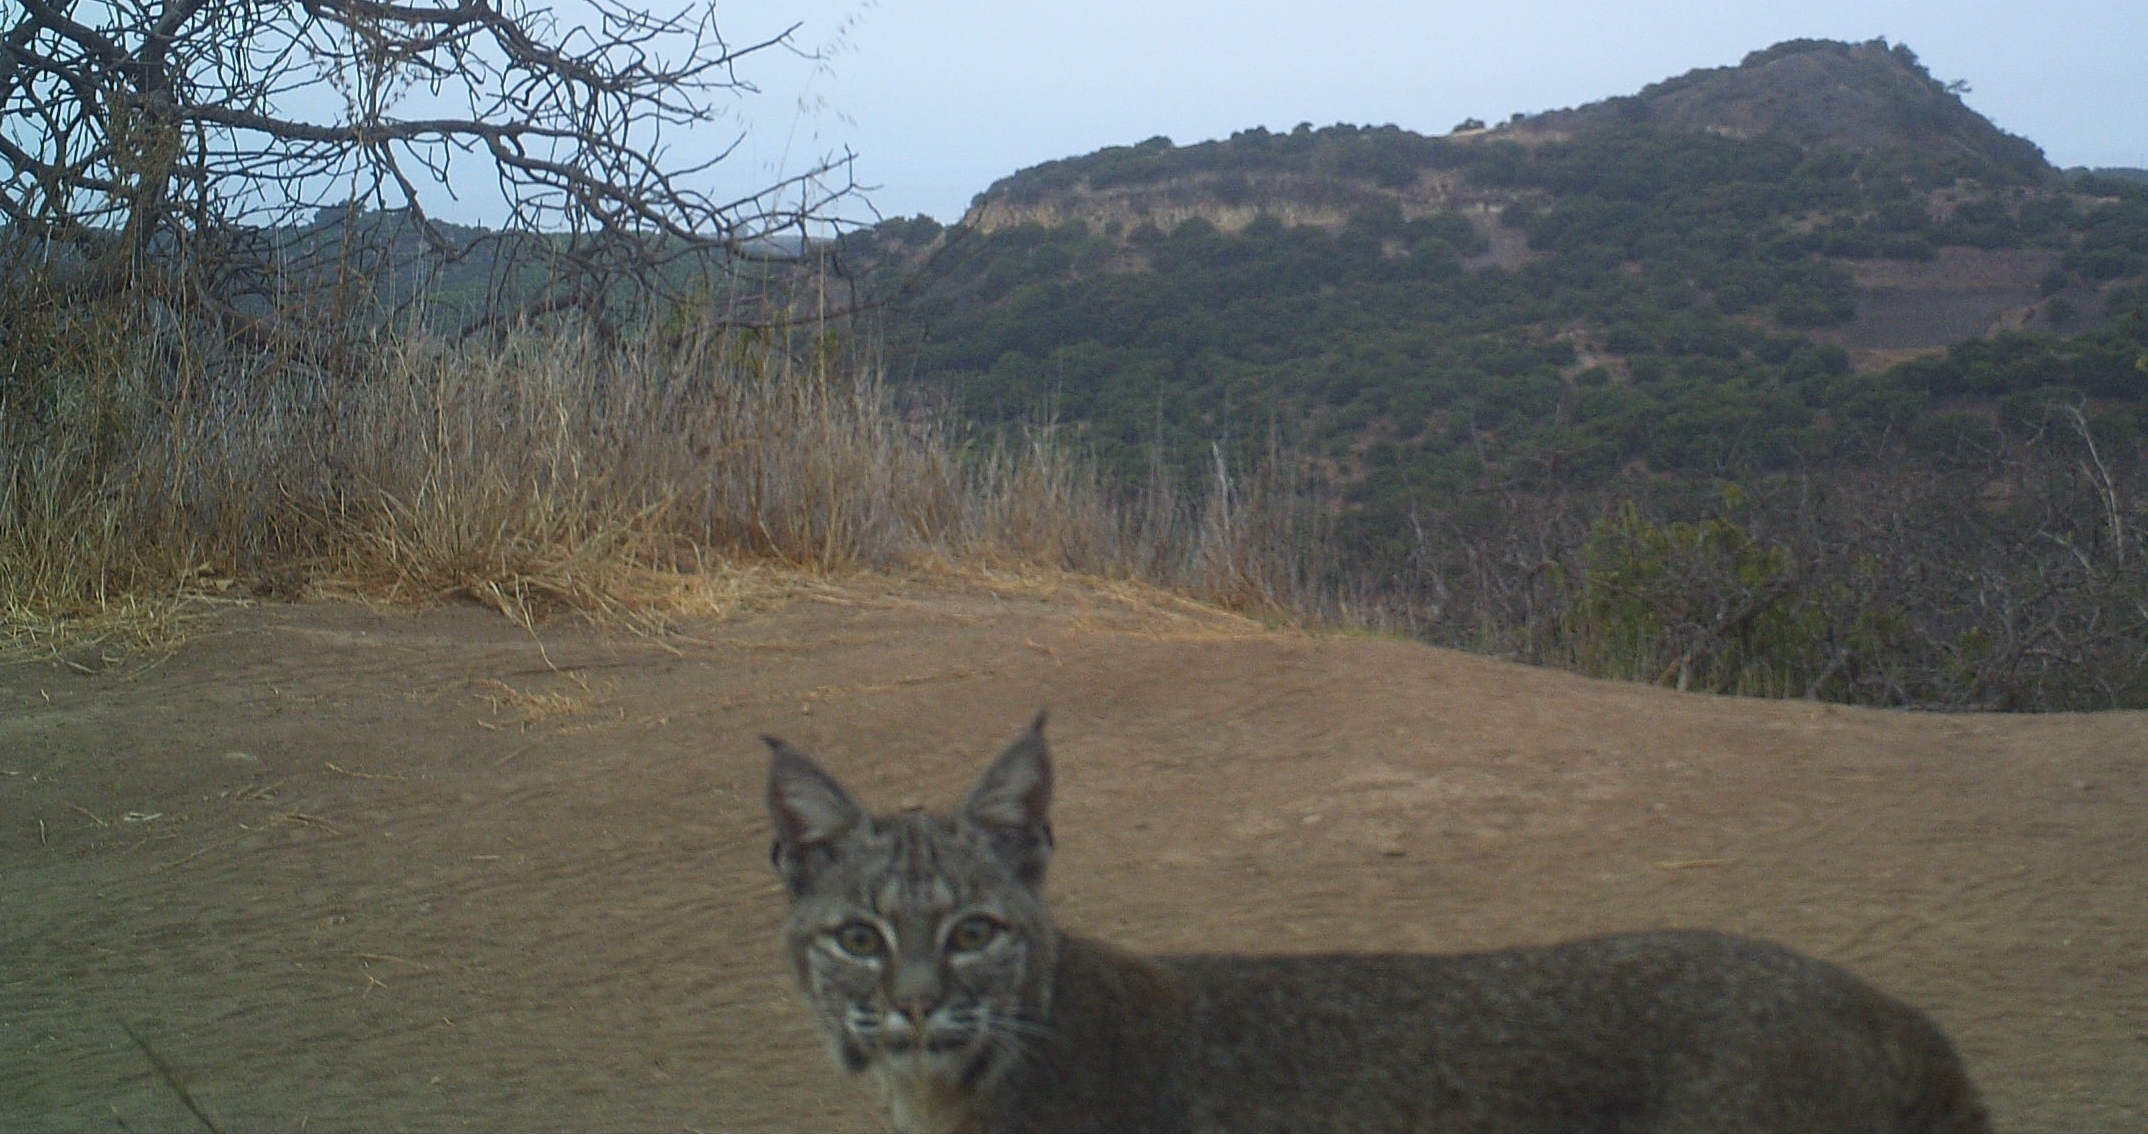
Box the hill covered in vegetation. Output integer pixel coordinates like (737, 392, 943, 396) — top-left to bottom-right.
(1521, 38, 2048, 176)
(838, 38, 2148, 711)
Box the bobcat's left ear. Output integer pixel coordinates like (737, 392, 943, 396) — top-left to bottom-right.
(960, 710, 1054, 886)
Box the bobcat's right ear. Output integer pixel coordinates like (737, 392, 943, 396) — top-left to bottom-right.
(765, 737, 868, 896)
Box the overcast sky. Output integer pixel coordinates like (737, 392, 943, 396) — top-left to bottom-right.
(688, 0, 2148, 227)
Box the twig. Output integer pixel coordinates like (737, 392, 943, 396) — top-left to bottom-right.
(284, 813, 345, 836)
(350, 952, 433, 971)
(325, 762, 405, 781)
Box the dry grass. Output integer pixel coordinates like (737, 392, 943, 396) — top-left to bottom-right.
(1, 303, 1344, 657)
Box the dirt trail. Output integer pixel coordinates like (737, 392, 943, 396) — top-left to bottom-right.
(2, 577, 2143, 1131)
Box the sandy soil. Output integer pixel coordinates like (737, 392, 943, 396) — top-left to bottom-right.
(2, 576, 2143, 1131)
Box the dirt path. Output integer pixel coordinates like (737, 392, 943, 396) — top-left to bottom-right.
(3, 577, 2143, 1131)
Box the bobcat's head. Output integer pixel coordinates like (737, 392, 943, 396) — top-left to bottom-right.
(765, 713, 1059, 1113)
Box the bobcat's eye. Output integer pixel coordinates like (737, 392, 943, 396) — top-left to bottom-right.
(832, 921, 886, 958)
(945, 915, 1000, 954)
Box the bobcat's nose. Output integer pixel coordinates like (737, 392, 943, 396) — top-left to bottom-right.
(882, 997, 937, 1050)
(890, 997, 973, 1054)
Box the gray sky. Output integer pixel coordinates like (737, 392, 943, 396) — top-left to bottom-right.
(700, 0, 2148, 226)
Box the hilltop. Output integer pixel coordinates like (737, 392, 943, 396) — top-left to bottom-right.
(952, 38, 2048, 245)
(1517, 39, 2048, 179)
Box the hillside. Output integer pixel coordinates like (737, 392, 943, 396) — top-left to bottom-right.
(834, 39, 2148, 712)
(854, 40, 2147, 436)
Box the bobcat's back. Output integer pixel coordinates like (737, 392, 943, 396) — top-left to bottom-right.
(1156, 931, 1986, 1131)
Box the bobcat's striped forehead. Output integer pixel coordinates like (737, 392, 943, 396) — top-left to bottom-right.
(810, 810, 1005, 922)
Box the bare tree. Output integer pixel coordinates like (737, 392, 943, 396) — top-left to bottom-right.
(0, 0, 860, 346)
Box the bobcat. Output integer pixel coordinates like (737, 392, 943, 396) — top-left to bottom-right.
(764, 714, 1988, 1132)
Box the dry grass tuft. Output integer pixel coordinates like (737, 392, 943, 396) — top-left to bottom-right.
(2, 303, 1346, 656)
(474, 674, 601, 730)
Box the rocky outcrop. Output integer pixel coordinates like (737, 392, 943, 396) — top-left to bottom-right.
(961, 169, 1526, 237)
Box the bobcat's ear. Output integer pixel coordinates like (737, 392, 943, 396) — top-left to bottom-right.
(765, 737, 868, 896)
(960, 711, 1054, 886)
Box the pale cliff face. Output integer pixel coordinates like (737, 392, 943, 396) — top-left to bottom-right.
(960, 168, 1519, 238)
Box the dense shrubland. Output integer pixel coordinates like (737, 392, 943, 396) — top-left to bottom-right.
(841, 114, 2148, 710)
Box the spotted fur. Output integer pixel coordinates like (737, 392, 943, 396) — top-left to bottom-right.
(765, 715, 1988, 1132)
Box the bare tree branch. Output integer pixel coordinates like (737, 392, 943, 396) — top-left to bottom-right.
(1, 0, 863, 348)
